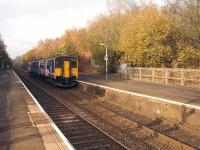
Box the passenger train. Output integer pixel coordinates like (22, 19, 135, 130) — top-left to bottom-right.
(28, 55, 79, 87)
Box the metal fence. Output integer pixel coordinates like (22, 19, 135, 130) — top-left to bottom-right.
(118, 67, 200, 88)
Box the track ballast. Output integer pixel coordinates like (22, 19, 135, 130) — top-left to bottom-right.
(15, 69, 129, 150)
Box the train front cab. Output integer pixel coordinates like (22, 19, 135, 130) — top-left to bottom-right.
(54, 56, 78, 87)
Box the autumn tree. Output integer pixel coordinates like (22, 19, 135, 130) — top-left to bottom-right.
(0, 35, 12, 68)
(176, 45, 200, 68)
(120, 6, 180, 67)
(88, 13, 126, 71)
(21, 27, 90, 70)
(107, 0, 138, 14)
(21, 1, 200, 70)
(0, 37, 6, 59)
(162, 0, 200, 68)
(21, 49, 36, 68)
(58, 28, 88, 57)
(165, 0, 200, 48)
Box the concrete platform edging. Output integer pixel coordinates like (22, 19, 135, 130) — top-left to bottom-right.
(79, 80, 200, 130)
(14, 71, 75, 150)
(79, 81, 200, 110)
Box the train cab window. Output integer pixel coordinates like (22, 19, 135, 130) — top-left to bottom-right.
(55, 57, 77, 68)
(55, 58, 64, 68)
(55, 60, 62, 68)
(71, 60, 77, 68)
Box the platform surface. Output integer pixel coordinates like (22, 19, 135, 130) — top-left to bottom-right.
(79, 73, 200, 106)
(0, 70, 70, 150)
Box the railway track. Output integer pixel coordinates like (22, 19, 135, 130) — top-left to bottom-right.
(15, 69, 200, 150)
(15, 69, 129, 150)
(36, 82, 199, 149)
(61, 89, 200, 150)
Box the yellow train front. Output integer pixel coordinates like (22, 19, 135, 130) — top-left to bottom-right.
(53, 56, 78, 87)
(28, 55, 79, 87)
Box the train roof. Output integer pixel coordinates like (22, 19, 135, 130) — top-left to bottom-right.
(29, 55, 77, 63)
(54, 55, 76, 60)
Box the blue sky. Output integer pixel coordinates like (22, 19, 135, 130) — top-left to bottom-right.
(0, 0, 107, 58)
(0, 0, 165, 58)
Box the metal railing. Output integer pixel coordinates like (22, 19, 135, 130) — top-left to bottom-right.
(118, 67, 200, 88)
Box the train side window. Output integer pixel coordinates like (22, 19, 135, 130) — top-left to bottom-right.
(71, 60, 77, 68)
(40, 64, 44, 69)
(47, 64, 50, 69)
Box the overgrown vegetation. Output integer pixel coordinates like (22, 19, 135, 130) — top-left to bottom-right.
(0, 35, 12, 68)
(21, 0, 200, 70)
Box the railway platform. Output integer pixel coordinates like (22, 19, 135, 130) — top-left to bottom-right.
(79, 73, 200, 106)
(0, 70, 70, 150)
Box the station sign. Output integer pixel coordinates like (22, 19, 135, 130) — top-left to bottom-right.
(104, 55, 108, 61)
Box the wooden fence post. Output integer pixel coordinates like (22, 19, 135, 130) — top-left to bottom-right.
(181, 69, 184, 86)
(165, 69, 168, 85)
(152, 68, 155, 82)
(126, 68, 128, 79)
(128, 68, 131, 79)
(118, 67, 199, 88)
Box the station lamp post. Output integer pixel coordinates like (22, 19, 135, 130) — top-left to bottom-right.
(100, 43, 108, 80)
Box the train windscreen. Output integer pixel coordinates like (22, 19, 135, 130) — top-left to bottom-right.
(71, 60, 77, 68)
(55, 57, 77, 68)
(55, 57, 64, 68)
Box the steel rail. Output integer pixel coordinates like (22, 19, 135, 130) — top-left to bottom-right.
(15, 69, 129, 150)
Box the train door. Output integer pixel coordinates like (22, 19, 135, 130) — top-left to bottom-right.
(55, 58, 63, 79)
(48, 59, 54, 79)
(70, 59, 78, 79)
(32, 61, 39, 77)
(63, 60, 70, 78)
(39, 61, 45, 77)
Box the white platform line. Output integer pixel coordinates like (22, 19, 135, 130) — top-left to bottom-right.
(27, 112, 36, 127)
(14, 71, 75, 150)
(79, 80, 200, 111)
(27, 111, 42, 114)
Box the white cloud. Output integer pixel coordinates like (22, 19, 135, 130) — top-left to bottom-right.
(0, 0, 107, 58)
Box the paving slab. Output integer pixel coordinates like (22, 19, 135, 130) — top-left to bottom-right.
(0, 70, 71, 150)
